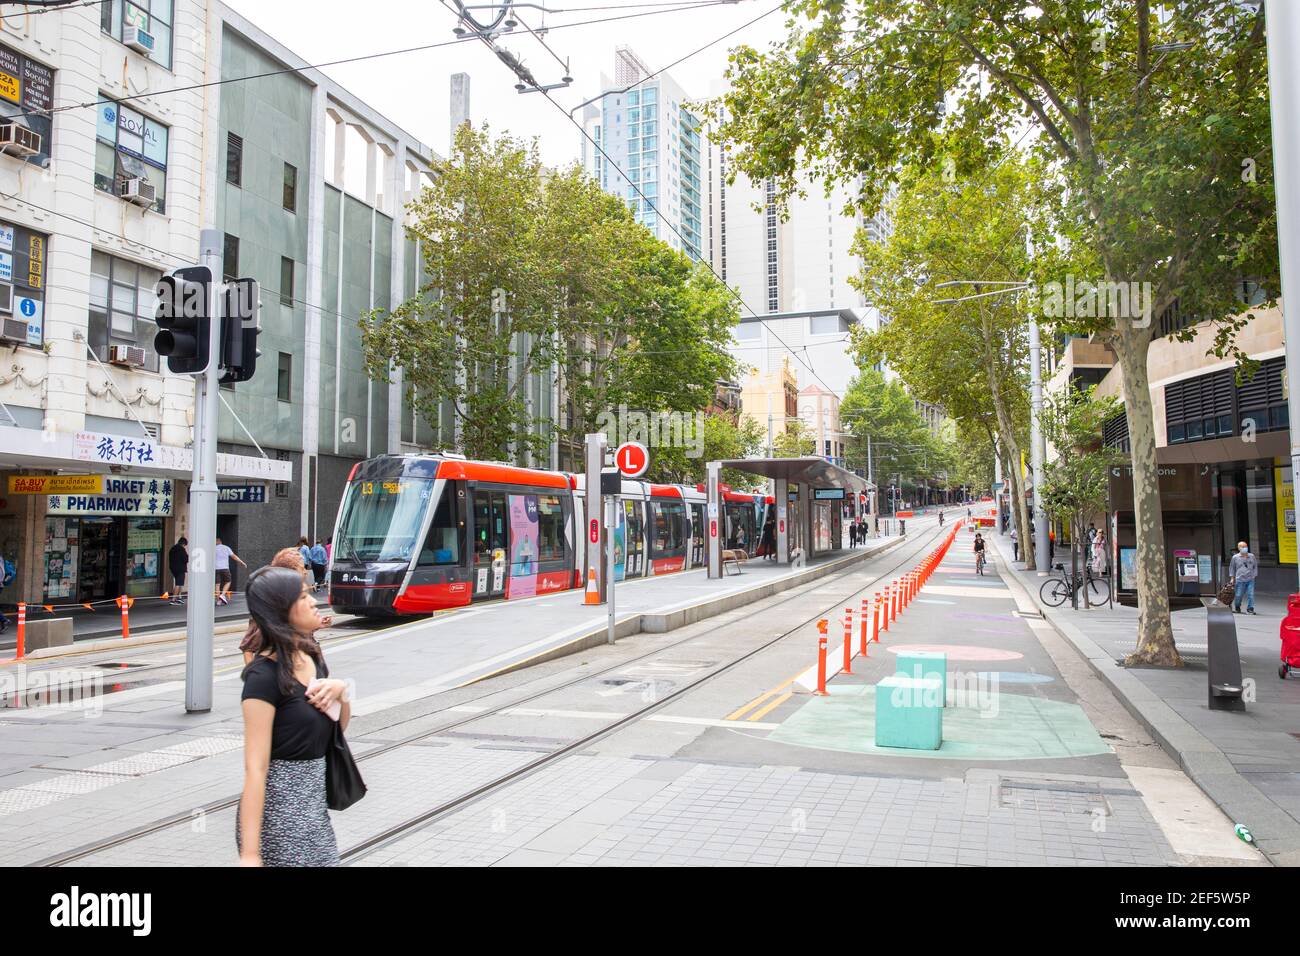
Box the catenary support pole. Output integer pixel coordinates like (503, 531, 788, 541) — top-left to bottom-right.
(1267, 0, 1300, 595)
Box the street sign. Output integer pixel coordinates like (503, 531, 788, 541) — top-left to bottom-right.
(614, 441, 650, 478)
(896, 510, 914, 518)
(589, 517, 599, 544)
(8, 474, 102, 495)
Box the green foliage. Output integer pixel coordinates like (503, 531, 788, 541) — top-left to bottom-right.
(645, 414, 768, 487)
(1038, 388, 1125, 523)
(361, 124, 740, 463)
(772, 418, 816, 458)
(839, 370, 949, 486)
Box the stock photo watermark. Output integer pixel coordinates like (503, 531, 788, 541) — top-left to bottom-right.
(593, 405, 705, 459)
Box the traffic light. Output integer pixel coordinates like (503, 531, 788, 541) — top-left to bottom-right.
(219, 278, 261, 385)
(153, 266, 212, 374)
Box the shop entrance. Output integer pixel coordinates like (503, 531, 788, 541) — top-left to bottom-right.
(77, 517, 123, 601)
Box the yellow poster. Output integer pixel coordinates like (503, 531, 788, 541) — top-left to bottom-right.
(8, 474, 104, 495)
(1276, 465, 1297, 566)
(0, 70, 18, 105)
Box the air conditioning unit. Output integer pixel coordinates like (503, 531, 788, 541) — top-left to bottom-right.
(119, 176, 156, 207)
(0, 122, 40, 158)
(123, 24, 156, 57)
(108, 344, 148, 367)
(1, 317, 25, 342)
(0, 283, 12, 314)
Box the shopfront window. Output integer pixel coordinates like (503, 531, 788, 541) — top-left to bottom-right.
(1246, 466, 1279, 566)
(126, 517, 163, 597)
(88, 250, 163, 370)
(94, 95, 169, 212)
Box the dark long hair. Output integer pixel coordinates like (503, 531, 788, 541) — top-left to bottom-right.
(243, 565, 322, 694)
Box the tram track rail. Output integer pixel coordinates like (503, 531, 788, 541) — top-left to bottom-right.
(35, 519, 954, 867)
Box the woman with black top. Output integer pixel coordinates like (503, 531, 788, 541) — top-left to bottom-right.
(973, 533, 987, 575)
(238, 566, 350, 867)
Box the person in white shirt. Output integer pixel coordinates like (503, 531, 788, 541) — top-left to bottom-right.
(215, 537, 247, 606)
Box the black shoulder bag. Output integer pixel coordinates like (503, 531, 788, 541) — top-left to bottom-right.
(325, 722, 366, 811)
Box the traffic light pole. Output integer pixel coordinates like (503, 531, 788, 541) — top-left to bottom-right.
(185, 229, 223, 713)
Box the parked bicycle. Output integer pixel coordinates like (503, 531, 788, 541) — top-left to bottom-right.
(1040, 562, 1109, 607)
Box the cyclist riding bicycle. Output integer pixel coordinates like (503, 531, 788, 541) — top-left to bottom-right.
(938, 510, 945, 526)
(973, 533, 986, 575)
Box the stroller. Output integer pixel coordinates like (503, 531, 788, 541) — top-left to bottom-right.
(1280, 593, 1300, 679)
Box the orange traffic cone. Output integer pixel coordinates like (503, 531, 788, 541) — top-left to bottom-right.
(584, 567, 600, 605)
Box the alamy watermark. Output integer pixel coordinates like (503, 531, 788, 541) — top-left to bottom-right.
(593, 404, 705, 459)
(0, 665, 104, 718)
(1027, 276, 1154, 328)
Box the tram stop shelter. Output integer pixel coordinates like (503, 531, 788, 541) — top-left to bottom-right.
(705, 457, 873, 578)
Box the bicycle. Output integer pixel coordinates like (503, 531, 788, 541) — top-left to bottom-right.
(1040, 562, 1110, 607)
(975, 550, 986, 575)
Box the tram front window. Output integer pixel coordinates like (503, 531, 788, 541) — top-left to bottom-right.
(336, 478, 433, 562)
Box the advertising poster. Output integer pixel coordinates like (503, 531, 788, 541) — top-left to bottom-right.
(613, 507, 627, 582)
(1275, 465, 1297, 566)
(506, 494, 539, 599)
(1118, 547, 1138, 592)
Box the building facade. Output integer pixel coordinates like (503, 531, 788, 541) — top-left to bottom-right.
(0, 1, 447, 607)
(1049, 293, 1295, 595)
(581, 46, 703, 261)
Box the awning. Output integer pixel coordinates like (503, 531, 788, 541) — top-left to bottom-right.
(713, 457, 873, 494)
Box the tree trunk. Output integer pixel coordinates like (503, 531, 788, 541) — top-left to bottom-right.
(1112, 329, 1181, 667)
(1001, 438, 1029, 566)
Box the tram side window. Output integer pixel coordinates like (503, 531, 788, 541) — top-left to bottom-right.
(652, 501, 685, 553)
(536, 494, 566, 561)
(418, 493, 461, 565)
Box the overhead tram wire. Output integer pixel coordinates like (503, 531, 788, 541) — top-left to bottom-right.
(0, 0, 98, 22)
(0, 0, 742, 122)
(458, 0, 842, 398)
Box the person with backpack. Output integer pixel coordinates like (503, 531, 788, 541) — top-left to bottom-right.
(237, 565, 357, 867)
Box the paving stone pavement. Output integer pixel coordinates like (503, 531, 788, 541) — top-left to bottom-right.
(357, 756, 1180, 867)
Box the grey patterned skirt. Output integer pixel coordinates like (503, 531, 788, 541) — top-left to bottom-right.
(237, 757, 340, 867)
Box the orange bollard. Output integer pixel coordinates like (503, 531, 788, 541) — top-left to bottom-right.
(860, 597, 869, 653)
(14, 602, 25, 660)
(876, 592, 887, 633)
(872, 598, 881, 642)
(119, 595, 129, 640)
(816, 619, 829, 695)
(843, 608, 853, 674)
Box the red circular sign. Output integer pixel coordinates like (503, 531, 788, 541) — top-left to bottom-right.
(779, 519, 785, 534)
(709, 519, 717, 538)
(589, 518, 599, 543)
(615, 441, 650, 478)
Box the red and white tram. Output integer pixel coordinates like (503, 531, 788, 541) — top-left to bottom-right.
(327, 454, 772, 616)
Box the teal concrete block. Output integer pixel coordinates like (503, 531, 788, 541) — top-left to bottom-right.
(874, 675, 943, 750)
(895, 651, 948, 707)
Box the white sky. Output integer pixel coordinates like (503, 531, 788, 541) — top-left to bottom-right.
(222, 0, 790, 167)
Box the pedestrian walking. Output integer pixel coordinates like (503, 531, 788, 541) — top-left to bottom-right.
(324, 537, 332, 564)
(237, 565, 356, 867)
(1010, 527, 1019, 561)
(168, 537, 188, 605)
(849, 521, 858, 548)
(297, 536, 312, 572)
(1229, 541, 1259, 614)
(759, 515, 776, 561)
(1090, 530, 1107, 576)
(241, 548, 332, 664)
(215, 537, 247, 606)
(310, 539, 328, 592)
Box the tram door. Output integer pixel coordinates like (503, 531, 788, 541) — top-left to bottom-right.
(690, 504, 705, 567)
(471, 489, 508, 598)
(623, 499, 646, 577)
